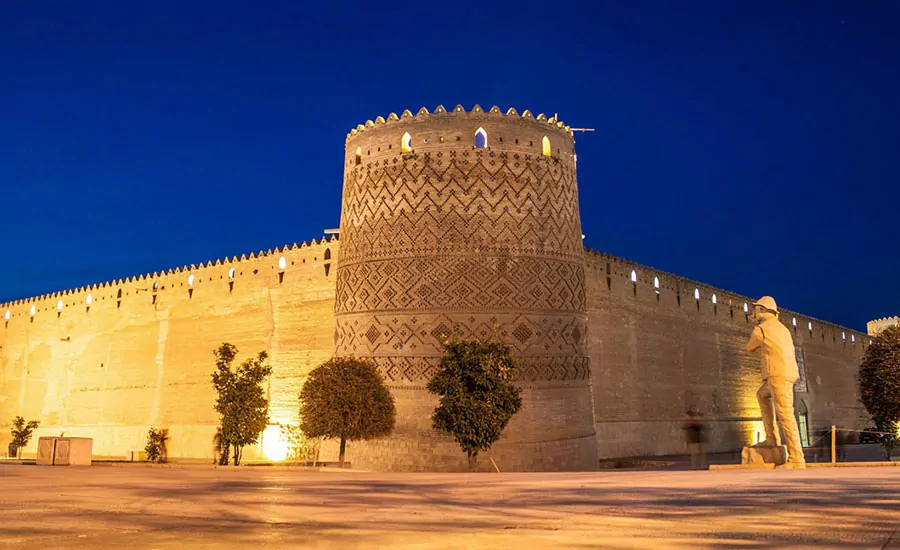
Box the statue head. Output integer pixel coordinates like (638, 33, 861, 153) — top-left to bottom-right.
(753, 296, 778, 323)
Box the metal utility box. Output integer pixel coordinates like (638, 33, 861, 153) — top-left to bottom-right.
(36, 437, 93, 466)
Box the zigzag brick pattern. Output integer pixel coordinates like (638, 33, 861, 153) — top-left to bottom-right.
(334, 111, 588, 384)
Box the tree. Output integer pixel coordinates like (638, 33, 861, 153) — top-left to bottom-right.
(144, 427, 169, 463)
(210, 343, 272, 466)
(858, 325, 900, 459)
(9, 416, 40, 457)
(299, 357, 396, 467)
(427, 337, 523, 470)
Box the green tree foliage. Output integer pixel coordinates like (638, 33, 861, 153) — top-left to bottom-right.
(210, 343, 272, 466)
(10, 416, 40, 450)
(144, 427, 169, 463)
(299, 357, 396, 467)
(859, 325, 900, 458)
(427, 337, 523, 470)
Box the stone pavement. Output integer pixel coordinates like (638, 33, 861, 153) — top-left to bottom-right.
(1, 464, 898, 549)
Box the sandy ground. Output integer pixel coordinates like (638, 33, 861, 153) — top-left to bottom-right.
(1, 464, 898, 549)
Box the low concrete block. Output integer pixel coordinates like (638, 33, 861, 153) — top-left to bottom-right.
(742, 445, 787, 466)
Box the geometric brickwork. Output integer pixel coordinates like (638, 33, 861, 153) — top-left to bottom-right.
(334, 107, 589, 384)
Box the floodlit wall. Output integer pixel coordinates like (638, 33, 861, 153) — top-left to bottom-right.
(584, 250, 870, 459)
(0, 239, 337, 461)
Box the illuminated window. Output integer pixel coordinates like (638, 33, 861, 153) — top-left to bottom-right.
(354, 146, 361, 165)
(743, 303, 749, 313)
(694, 288, 700, 300)
(842, 331, 846, 341)
(653, 276, 660, 290)
(474, 127, 487, 149)
(57, 299, 63, 311)
(278, 256, 287, 270)
(792, 317, 797, 328)
(86, 294, 93, 306)
(29, 305, 35, 317)
(401, 132, 412, 153)
(152, 282, 159, 291)
(852, 334, 856, 343)
(228, 267, 235, 279)
(542, 136, 551, 156)
(711, 294, 717, 305)
(188, 274, 195, 287)
(630, 270, 637, 283)
(808, 321, 813, 332)
(4, 309, 9, 320)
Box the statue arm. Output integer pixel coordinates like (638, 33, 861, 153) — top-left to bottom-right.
(746, 326, 763, 353)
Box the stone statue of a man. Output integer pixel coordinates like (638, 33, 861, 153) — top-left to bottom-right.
(746, 296, 806, 468)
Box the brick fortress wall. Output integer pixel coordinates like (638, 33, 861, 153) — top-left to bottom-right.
(584, 250, 870, 458)
(0, 239, 337, 460)
(333, 105, 597, 471)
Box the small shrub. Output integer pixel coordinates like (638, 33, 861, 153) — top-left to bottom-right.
(145, 427, 169, 463)
(10, 416, 40, 452)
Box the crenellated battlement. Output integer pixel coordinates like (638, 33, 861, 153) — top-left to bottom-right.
(584, 247, 871, 348)
(0, 235, 338, 313)
(346, 104, 575, 141)
(867, 316, 899, 336)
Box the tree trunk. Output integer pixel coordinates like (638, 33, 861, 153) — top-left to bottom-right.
(467, 451, 477, 471)
(233, 445, 242, 466)
(218, 443, 230, 465)
(339, 436, 346, 468)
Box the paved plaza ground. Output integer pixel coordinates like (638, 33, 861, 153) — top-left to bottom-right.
(1, 463, 899, 549)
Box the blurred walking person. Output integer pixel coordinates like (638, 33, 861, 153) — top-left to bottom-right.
(684, 409, 707, 470)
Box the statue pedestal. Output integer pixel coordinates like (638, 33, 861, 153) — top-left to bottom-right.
(741, 445, 787, 466)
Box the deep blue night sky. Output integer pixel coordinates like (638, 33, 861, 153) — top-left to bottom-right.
(1, 2, 897, 330)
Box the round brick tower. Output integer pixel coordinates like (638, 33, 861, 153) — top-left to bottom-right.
(334, 104, 597, 471)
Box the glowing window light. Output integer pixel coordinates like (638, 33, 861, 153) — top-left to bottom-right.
(852, 334, 856, 343)
(152, 282, 159, 291)
(4, 310, 10, 320)
(86, 294, 93, 306)
(542, 135, 551, 156)
(808, 321, 813, 331)
(188, 274, 195, 287)
(630, 270, 637, 283)
(694, 288, 700, 300)
(261, 425, 288, 462)
(57, 299, 63, 311)
(401, 132, 412, 153)
(743, 303, 749, 313)
(711, 294, 717, 305)
(29, 305, 35, 316)
(653, 276, 660, 289)
(842, 332, 846, 341)
(474, 127, 487, 148)
(228, 267, 235, 279)
(278, 256, 287, 270)
(792, 317, 797, 327)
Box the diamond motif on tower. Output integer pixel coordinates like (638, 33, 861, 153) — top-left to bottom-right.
(365, 324, 380, 344)
(512, 323, 533, 343)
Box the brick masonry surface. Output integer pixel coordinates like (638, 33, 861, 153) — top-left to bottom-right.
(0, 106, 872, 470)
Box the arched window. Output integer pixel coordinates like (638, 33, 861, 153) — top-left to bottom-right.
(842, 331, 846, 341)
(792, 317, 797, 328)
(743, 303, 749, 313)
(278, 256, 287, 270)
(4, 309, 10, 321)
(542, 136, 551, 156)
(711, 294, 717, 305)
(808, 321, 813, 333)
(228, 267, 235, 279)
(694, 288, 700, 300)
(29, 304, 35, 317)
(852, 334, 856, 343)
(630, 270, 637, 283)
(57, 299, 63, 311)
(188, 274, 195, 287)
(324, 248, 331, 261)
(653, 276, 660, 289)
(474, 127, 487, 149)
(152, 282, 159, 291)
(354, 146, 362, 165)
(86, 294, 93, 306)
(401, 132, 412, 153)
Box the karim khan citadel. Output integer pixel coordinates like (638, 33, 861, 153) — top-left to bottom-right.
(0, 105, 893, 471)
